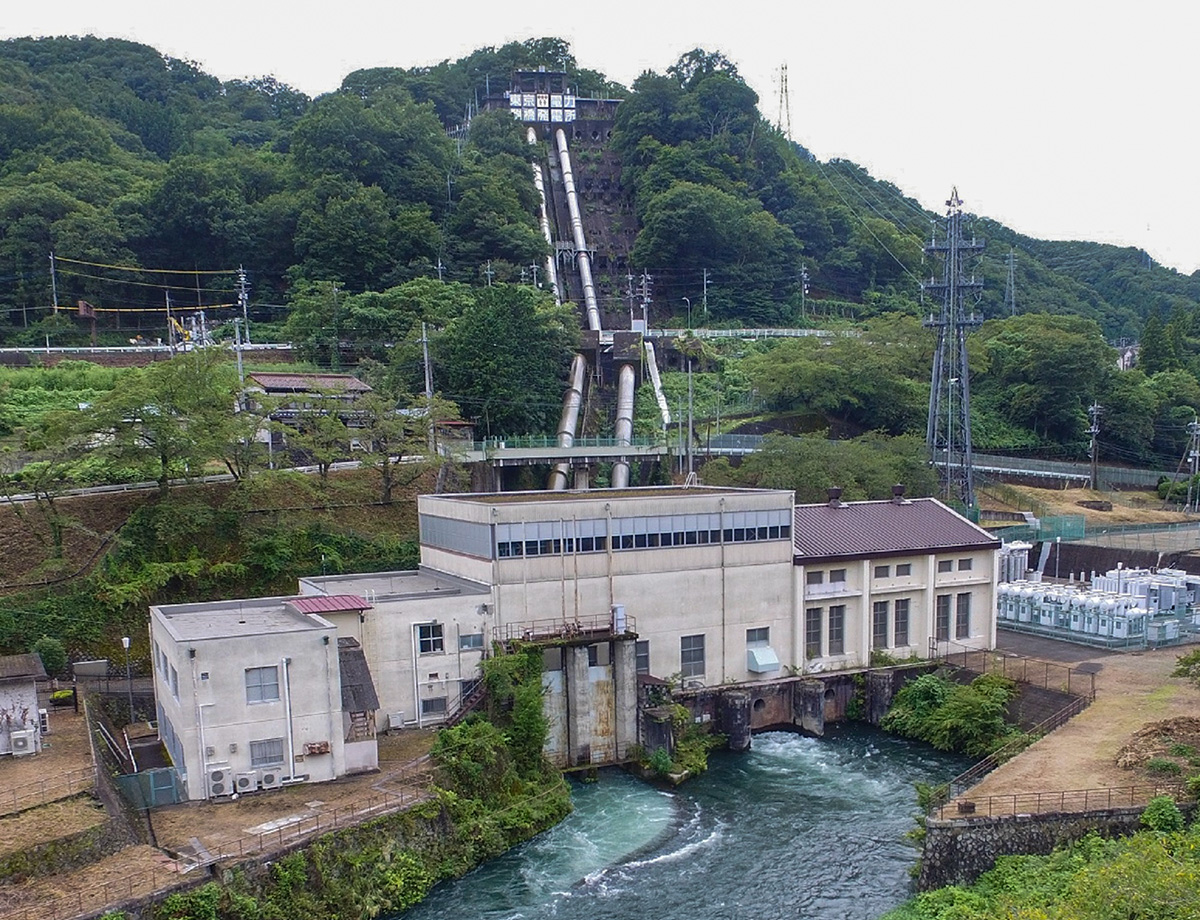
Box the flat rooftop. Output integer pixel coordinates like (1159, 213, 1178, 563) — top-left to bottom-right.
(153, 597, 333, 642)
(429, 486, 790, 505)
(300, 567, 489, 601)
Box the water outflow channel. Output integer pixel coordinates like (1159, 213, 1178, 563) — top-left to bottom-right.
(394, 727, 968, 920)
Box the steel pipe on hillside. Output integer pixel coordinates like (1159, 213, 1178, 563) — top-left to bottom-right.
(610, 364, 636, 489)
(554, 128, 602, 331)
(527, 128, 561, 303)
(548, 354, 588, 490)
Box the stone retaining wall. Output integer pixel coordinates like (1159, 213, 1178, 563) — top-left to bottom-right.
(918, 803, 1198, 890)
(0, 810, 134, 884)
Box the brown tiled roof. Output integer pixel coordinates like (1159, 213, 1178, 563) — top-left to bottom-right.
(337, 637, 380, 712)
(0, 653, 47, 681)
(247, 373, 371, 394)
(793, 497, 1000, 563)
(288, 595, 371, 615)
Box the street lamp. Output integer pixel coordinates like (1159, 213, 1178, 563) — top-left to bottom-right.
(682, 297, 691, 329)
(121, 636, 133, 725)
(1055, 536, 1061, 581)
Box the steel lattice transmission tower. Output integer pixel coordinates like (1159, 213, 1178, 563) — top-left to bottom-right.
(924, 188, 985, 508)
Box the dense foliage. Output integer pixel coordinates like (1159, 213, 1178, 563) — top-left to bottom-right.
(881, 672, 1021, 758)
(883, 822, 1200, 920)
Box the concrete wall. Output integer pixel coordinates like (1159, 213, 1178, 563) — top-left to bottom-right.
(0, 678, 41, 755)
(919, 804, 1197, 890)
(542, 637, 638, 768)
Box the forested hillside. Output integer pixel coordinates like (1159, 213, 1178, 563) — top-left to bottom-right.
(3, 34, 1200, 470)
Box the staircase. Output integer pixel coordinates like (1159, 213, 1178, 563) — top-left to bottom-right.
(445, 678, 487, 728)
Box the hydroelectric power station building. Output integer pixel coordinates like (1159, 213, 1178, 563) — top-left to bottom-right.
(149, 485, 1001, 800)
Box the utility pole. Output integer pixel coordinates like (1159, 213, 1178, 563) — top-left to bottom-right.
(702, 267, 709, 324)
(1186, 416, 1200, 513)
(529, 263, 539, 288)
(1088, 402, 1102, 491)
(800, 264, 809, 321)
(49, 252, 59, 314)
(436, 257, 445, 283)
(638, 272, 653, 331)
(164, 290, 175, 353)
(687, 359, 694, 477)
(484, 261, 494, 287)
(924, 188, 984, 509)
(237, 266, 251, 345)
(421, 321, 435, 454)
(1004, 249, 1016, 316)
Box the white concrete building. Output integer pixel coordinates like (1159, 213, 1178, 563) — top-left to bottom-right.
(149, 485, 1002, 782)
(150, 595, 375, 800)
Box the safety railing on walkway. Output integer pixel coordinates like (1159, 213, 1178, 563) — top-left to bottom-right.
(933, 647, 1097, 700)
(930, 780, 1191, 822)
(0, 767, 94, 817)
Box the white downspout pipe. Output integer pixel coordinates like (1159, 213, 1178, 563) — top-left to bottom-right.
(281, 656, 296, 778)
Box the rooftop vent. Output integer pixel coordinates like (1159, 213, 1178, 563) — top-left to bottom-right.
(892, 483, 907, 504)
(827, 487, 844, 508)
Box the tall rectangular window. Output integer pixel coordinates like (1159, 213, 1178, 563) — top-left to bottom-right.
(805, 608, 822, 658)
(936, 595, 951, 641)
(249, 737, 285, 767)
(956, 593, 971, 639)
(418, 623, 444, 654)
(894, 599, 910, 646)
(680, 635, 705, 678)
(872, 601, 889, 649)
(245, 666, 279, 704)
(828, 605, 845, 655)
(635, 640, 650, 675)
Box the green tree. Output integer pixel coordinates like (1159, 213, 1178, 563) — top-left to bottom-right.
(437, 285, 578, 436)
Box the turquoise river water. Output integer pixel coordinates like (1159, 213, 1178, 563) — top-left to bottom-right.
(393, 726, 969, 920)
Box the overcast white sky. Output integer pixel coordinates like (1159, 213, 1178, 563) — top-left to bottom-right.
(5, 1, 1198, 273)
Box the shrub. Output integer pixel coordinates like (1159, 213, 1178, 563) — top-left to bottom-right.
(1140, 795, 1184, 833)
(648, 747, 673, 776)
(33, 635, 67, 677)
(1168, 743, 1196, 758)
(1146, 757, 1183, 776)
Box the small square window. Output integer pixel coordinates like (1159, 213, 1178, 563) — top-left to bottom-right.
(874, 565, 890, 578)
(830, 569, 846, 583)
(746, 627, 770, 647)
(245, 666, 279, 704)
(418, 623, 444, 654)
(938, 559, 953, 573)
(958, 558, 973, 571)
(896, 563, 912, 576)
(459, 633, 484, 651)
(806, 571, 824, 586)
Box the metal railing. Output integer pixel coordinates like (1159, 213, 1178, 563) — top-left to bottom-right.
(934, 647, 1096, 700)
(495, 612, 637, 645)
(0, 768, 94, 817)
(930, 781, 1191, 821)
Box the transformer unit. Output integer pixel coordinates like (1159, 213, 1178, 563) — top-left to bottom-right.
(10, 729, 36, 756)
(234, 771, 259, 794)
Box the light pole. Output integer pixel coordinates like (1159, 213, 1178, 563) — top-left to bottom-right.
(121, 636, 133, 725)
(682, 297, 691, 330)
(1055, 536, 1061, 581)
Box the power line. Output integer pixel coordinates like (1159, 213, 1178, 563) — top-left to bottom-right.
(53, 256, 236, 275)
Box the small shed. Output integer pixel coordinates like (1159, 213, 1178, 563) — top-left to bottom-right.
(338, 637, 380, 774)
(0, 653, 47, 756)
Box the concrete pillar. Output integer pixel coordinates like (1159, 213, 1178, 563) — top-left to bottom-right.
(566, 645, 591, 766)
(795, 679, 826, 736)
(718, 690, 752, 752)
(573, 465, 590, 490)
(865, 670, 895, 726)
(642, 706, 675, 759)
(612, 638, 638, 760)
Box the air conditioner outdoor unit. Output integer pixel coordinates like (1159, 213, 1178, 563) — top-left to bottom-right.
(234, 771, 259, 794)
(38, 709, 49, 735)
(388, 712, 405, 731)
(259, 770, 284, 790)
(10, 729, 35, 756)
(208, 767, 230, 797)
